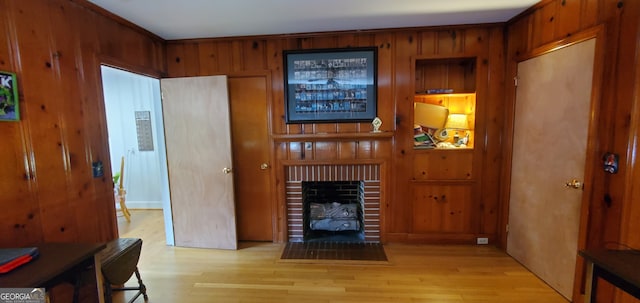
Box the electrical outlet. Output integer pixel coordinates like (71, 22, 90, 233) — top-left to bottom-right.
(476, 237, 489, 245)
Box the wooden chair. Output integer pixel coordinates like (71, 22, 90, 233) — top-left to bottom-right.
(116, 156, 131, 222)
(99, 238, 148, 303)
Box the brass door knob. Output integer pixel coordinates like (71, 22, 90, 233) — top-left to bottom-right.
(565, 179, 582, 189)
(222, 167, 232, 174)
(260, 163, 270, 170)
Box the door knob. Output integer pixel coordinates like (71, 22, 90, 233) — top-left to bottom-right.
(222, 167, 232, 174)
(260, 163, 270, 170)
(565, 179, 582, 189)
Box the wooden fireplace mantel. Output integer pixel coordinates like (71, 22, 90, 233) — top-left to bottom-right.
(272, 131, 394, 142)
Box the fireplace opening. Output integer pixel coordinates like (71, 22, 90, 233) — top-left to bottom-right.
(302, 181, 365, 242)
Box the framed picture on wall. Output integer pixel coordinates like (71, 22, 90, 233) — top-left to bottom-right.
(283, 47, 377, 123)
(0, 71, 19, 121)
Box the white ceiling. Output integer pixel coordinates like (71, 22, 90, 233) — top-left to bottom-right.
(87, 0, 539, 40)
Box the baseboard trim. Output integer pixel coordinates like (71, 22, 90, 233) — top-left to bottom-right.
(116, 200, 162, 209)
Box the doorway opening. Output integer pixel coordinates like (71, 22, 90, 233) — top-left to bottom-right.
(100, 65, 174, 245)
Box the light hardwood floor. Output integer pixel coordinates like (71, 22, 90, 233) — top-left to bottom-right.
(113, 209, 568, 303)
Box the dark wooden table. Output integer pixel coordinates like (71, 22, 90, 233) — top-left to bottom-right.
(579, 249, 640, 303)
(0, 242, 106, 303)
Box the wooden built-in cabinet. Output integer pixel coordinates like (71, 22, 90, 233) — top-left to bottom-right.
(410, 57, 480, 242)
(412, 182, 473, 233)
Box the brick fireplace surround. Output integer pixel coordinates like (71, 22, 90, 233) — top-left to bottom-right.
(285, 164, 381, 242)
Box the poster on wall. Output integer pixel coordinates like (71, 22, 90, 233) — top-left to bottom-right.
(0, 71, 19, 121)
(283, 47, 377, 123)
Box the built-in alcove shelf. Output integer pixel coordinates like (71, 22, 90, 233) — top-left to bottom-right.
(272, 131, 394, 142)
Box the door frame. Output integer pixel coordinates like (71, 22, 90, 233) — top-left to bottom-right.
(97, 56, 175, 245)
(498, 25, 607, 300)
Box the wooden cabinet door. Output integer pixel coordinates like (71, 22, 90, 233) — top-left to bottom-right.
(412, 151, 473, 181)
(412, 184, 473, 233)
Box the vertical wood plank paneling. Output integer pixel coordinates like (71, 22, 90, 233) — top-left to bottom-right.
(215, 41, 233, 74)
(47, 1, 89, 241)
(620, 7, 640, 303)
(375, 33, 393, 134)
(504, 0, 640, 301)
(556, 0, 581, 38)
(356, 141, 372, 159)
(337, 142, 357, 160)
(13, 1, 71, 214)
(418, 31, 437, 56)
(73, 2, 118, 242)
(309, 35, 338, 49)
(507, 15, 532, 58)
(266, 39, 285, 133)
(314, 142, 337, 160)
(336, 33, 357, 48)
(464, 28, 488, 56)
(437, 29, 464, 55)
(608, 0, 639, 266)
(480, 27, 505, 236)
(166, 44, 186, 77)
(373, 140, 392, 160)
(0, 0, 634, 271)
(197, 41, 219, 74)
(183, 42, 201, 76)
(230, 40, 244, 72)
(289, 142, 302, 160)
(531, 1, 558, 48)
(243, 39, 266, 71)
(580, 0, 600, 29)
(1, 0, 164, 246)
(0, 0, 44, 247)
(586, 0, 624, 252)
(390, 31, 417, 234)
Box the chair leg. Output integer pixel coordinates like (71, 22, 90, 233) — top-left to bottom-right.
(72, 277, 81, 303)
(103, 280, 113, 303)
(110, 268, 148, 303)
(134, 268, 148, 301)
(118, 192, 131, 222)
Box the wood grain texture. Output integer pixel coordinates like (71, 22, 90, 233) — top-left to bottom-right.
(113, 209, 568, 303)
(0, 0, 165, 247)
(508, 39, 595, 300)
(228, 76, 274, 241)
(161, 76, 237, 249)
(504, 1, 640, 302)
(164, 25, 505, 244)
(0, 2, 637, 301)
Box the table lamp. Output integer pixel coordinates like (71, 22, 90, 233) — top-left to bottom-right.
(445, 113, 469, 145)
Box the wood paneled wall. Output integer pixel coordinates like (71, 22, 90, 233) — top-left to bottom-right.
(504, 0, 640, 302)
(165, 25, 506, 243)
(0, 0, 165, 246)
(505, 0, 638, 250)
(2, 0, 636, 272)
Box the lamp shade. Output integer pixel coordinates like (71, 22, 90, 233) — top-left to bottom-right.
(414, 103, 449, 129)
(445, 114, 469, 130)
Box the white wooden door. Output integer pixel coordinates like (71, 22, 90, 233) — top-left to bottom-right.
(507, 39, 595, 300)
(161, 75, 237, 250)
